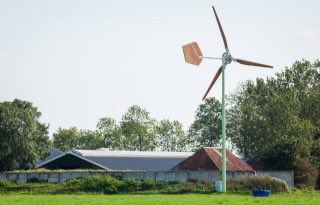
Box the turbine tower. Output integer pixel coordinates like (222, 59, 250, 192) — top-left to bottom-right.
(182, 6, 273, 192)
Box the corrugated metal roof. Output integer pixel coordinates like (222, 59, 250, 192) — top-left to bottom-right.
(173, 147, 253, 171)
(84, 156, 189, 171)
(35, 145, 64, 167)
(72, 149, 193, 158)
(69, 149, 193, 171)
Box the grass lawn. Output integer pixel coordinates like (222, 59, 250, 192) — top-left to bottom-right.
(0, 191, 319, 205)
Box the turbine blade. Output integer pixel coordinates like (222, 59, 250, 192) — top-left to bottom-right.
(202, 66, 223, 100)
(235, 58, 273, 68)
(212, 6, 229, 51)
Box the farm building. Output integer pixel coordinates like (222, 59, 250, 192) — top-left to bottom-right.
(35, 145, 64, 167)
(36, 148, 193, 171)
(36, 147, 253, 172)
(172, 147, 253, 171)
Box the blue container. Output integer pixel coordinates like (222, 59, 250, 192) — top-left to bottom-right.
(252, 189, 271, 197)
(215, 181, 223, 192)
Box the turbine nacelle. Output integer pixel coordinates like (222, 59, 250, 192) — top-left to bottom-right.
(222, 52, 232, 65)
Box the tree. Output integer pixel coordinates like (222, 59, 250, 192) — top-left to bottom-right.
(78, 130, 104, 150)
(187, 97, 222, 150)
(97, 117, 123, 150)
(228, 60, 320, 170)
(53, 127, 104, 151)
(0, 99, 50, 171)
(53, 127, 80, 151)
(120, 105, 157, 151)
(156, 119, 187, 151)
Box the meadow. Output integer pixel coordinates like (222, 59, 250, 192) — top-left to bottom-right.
(1, 191, 320, 205)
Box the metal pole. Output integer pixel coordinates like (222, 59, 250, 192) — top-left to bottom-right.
(221, 64, 227, 192)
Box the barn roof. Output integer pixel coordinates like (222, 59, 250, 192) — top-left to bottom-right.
(70, 149, 193, 171)
(35, 145, 64, 167)
(172, 147, 253, 171)
(37, 148, 193, 171)
(73, 149, 193, 158)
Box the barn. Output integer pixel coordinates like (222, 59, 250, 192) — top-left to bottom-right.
(36, 148, 193, 171)
(172, 147, 253, 171)
(37, 147, 252, 172)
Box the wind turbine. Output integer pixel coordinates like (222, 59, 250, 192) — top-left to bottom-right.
(182, 6, 272, 192)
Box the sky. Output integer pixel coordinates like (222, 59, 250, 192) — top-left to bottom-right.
(1, 0, 319, 136)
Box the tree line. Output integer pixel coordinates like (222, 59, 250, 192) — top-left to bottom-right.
(0, 98, 219, 171)
(0, 60, 319, 180)
(52, 100, 222, 152)
(228, 60, 320, 186)
(52, 105, 188, 152)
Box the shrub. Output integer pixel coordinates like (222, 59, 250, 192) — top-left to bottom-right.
(158, 181, 214, 194)
(64, 178, 84, 192)
(84, 175, 124, 193)
(141, 180, 156, 190)
(0, 179, 12, 187)
(63, 176, 215, 194)
(65, 175, 124, 194)
(293, 157, 318, 188)
(121, 179, 142, 192)
(227, 176, 288, 193)
(153, 181, 169, 190)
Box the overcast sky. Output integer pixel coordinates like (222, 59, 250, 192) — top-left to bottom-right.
(1, 0, 319, 136)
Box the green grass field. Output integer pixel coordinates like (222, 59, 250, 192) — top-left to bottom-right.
(0, 191, 319, 205)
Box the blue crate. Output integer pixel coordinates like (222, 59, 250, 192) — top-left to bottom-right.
(252, 189, 271, 197)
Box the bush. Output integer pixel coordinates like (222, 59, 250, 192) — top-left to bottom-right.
(227, 176, 288, 193)
(141, 180, 157, 190)
(121, 179, 142, 192)
(0, 179, 12, 187)
(64, 178, 84, 192)
(294, 157, 318, 188)
(84, 175, 124, 193)
(63, 175, 214, 194)
(157, 181, 214, 194)
(65, 175, 124, 194)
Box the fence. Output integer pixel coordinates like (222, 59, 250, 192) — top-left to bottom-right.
(0, 170, 294, 188)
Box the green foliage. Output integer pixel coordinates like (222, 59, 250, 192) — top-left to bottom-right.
(140, 180, 157, 190)
(227, 176, 288, 193)
(0, 175, 214, 194)
(62, 175, 215, 194)
(2, 192, 320, 205)
(228, 60, 320, 174)
(121, 179, 142, 192)
(78, 175, 123, 194)
(0, 99, 50, 171)
(0, 179, 12, 187)
(97, 117, 123, 150)
(156, 120, 187, 151)
(64, 175, 122, 193)
(188, 97, 222, 150)
(293, 157, 318, 188)
(66, 177, 214, 194)
(77, 130, 104, 150)
(260, 141, 297, 170)
(121, 105, 157, 151)
(0, 175, 291, 195)
(53, 127, 80, 151)
(53, 127, 104, 151)
(53, 107, 189, 152)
